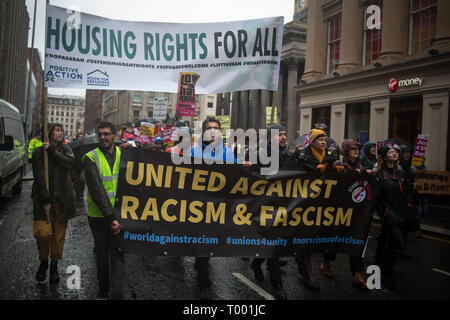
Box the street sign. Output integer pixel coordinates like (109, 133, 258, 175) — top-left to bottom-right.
(153, 97, 168, 120)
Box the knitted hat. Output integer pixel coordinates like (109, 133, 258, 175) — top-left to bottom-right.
(309, 128, 326, 143)
(268, 124, 287, 132)
(378, 144, 401, 160)
(267, 124, 287, 139)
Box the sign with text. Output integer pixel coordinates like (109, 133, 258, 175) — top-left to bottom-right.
(414, 170, 450, 195)
(139, 122, 154, 144)
(412, 134, 429, 167)
(176, 72, 199, 117)
(44, 4, 283, 93)
(115, 149, 378, 257)
(153, 97, 168, 120)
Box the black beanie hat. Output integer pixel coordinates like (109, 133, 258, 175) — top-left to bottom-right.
(267, 124, 286, 139)
(378, 144, 401, 160)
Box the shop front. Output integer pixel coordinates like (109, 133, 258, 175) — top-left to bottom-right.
(298, 53, 450, 171)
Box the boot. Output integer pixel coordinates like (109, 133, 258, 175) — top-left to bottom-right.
(273, 284, 287, 300)
(382, 274, 398, 291)
(302, 277, 320, 291)
(197, 273, 212, 288)
(194, 259, 212, 288)
(96, 288, 109, 300)
(36, 260, 48, 283)
(250, 260, 265, 282)
(297, 254, 320, 291)
(352, 272, 369, 290)
(320, 261, 333, 278)
(49, 260, 60, 284)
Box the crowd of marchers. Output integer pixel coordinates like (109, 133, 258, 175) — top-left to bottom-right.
(27, 117, 426, 300)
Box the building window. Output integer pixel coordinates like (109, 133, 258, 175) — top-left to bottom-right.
(345, 103, 370, 143)
(56, 111, 59, 116)
(311, 107, 331, 134)
(327, 14, 342, 74)
(410, 0, 438, 55)
(133, 110, 140, 124)
(363, 0, 383, 65)
(207, 96, 214, 108)
(133, 92, 142, 103)
(148, 92, 155, 103)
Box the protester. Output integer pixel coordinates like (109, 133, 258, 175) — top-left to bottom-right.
(328, 146, 341, 164)
(398, 144, 420, 255)
(287, 128, 336, 291)
(191, 117, 236, 164)
(319, 139, 369, 290)
(71, 132, 87, 207)
(294, 144, 304, 152)
(83, 122, 124, 299)
(166, 126, 190, 155)
(28, 133, 43, 164)
(374, 145, 413, 290)
(153, 136, 163, 146)
(361, 142, 377, 171)
(250, 123, 290, 300)
(190, 117, 236, 288)
(32, 123, 76, 284)
(76, 132, 86, 141)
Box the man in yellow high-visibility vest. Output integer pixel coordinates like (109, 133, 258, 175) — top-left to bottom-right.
(83, 122, 122, 300)
(28, 133, 43, 163)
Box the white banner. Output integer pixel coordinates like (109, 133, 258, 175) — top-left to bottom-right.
(44, 4, 284, 94)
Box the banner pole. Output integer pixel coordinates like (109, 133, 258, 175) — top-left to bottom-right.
(44, 0, 49, 222)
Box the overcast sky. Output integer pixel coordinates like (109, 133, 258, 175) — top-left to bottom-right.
(25, 0, 294, 97)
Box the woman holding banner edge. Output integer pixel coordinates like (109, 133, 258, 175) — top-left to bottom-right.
(319, 139, 369, 290)
(287, 128, 340, 291)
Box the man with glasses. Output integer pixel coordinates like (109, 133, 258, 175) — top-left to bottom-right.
(83, 122, 123, 299)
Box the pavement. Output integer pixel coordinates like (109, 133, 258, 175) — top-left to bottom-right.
(421, 204, 450, 236)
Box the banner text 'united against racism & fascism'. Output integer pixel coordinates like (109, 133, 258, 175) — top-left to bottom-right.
(114, 149, 377, 257)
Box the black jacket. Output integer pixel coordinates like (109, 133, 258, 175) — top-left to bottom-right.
(32, 143, 77, 221)
(375, 166, 411, 227)
(287, 145, 334, 171)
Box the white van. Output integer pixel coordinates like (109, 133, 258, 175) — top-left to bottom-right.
(0, 99, 27, 196)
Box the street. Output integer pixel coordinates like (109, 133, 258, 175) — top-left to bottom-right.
(0, 179, 449, 300)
